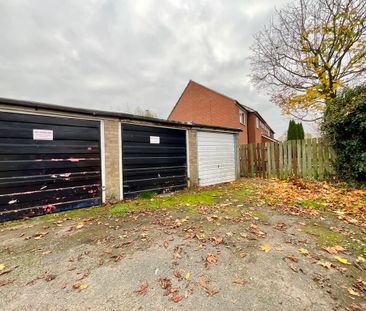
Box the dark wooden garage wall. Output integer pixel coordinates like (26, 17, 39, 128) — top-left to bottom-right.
(0, 112, 102, 221)
(121, 123, 187, 197)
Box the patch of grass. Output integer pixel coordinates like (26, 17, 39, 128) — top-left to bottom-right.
(109, 188, 226, 216)
(138, 191, 156, 199)
(302, 222, 366, 256)
(109, 203, 130, 215)
(292, 199, 325, 210)
(302, 224, 345, 246)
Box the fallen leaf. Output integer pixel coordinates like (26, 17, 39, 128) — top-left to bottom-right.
(298, 248, 309, 256)
(207, 289, 219, 296)
(259, 245, 271, 252)
(158, 278, 172, 291)
(212, 237, 224, 245)
(0, 264, 5, 271)
(33, 231, 49, 240)
(0, 279, 15, 287)
(318, 261, 332, 269)
(287, 262, 298, 272)
(347, 303, 364, 311)
(206, 254, 217, 264)
(75, 272, 89, 281)
(347, 288, 360, 297)
(197, 277, 209, 289)
(111, 252, 126, 262)
(76, 223, 84, 229)
(249, 224, 266, 237)
(185, 272, 190, 280)
(357, 256, 365, 262)
(233, 279, 246, 285)
(274, 222, 286, 231)
(135, 281, 149, 295)
(286, 255, 298, 262)
(353, 279, 366, 293)
(78, 284, 88, 290)
(239, 252, 247, 258)
(173, 246, 183, 260)
(171, 292, 183, 302)
(163, 240, 169, 249)
(173, 271, 181, 279)
(323, 245, 345, 254)
(334, 256, 351, 265)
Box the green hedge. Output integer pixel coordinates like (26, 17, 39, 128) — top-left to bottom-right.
(322, 86, 366, 183)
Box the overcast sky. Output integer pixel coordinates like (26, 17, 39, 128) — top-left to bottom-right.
(0, 0, 315, 138)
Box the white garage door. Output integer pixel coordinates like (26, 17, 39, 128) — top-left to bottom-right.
(197, 131, 236, 186)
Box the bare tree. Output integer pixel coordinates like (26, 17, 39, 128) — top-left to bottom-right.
(250, 0, 366, 121)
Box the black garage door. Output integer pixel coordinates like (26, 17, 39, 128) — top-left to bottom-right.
(121, 123, 187, 198)
(0, 112, 102, 222)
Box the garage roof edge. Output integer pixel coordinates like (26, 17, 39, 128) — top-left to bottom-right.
(0, 97, 241, 133)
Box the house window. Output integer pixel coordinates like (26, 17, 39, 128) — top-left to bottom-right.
(256, 117, 259, 128)
(239, 110, 246, 125)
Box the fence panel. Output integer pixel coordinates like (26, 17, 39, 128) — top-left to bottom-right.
(239, 139, 336, 180)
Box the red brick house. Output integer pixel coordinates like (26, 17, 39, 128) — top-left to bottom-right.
(168, 80, 276, 144)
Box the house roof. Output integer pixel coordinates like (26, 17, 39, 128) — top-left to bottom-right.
(261, 134, 279, 143)
(0, 97, 241, 133)
(170, 80, 274, 134)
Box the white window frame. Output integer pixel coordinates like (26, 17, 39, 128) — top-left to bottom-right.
(239, 110, 246, 125)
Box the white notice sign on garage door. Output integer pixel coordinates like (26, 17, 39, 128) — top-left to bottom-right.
(150, 136, 160, 144)
(33, 129, 54, 140)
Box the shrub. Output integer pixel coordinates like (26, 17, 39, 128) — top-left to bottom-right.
(322, 86, 366, 183)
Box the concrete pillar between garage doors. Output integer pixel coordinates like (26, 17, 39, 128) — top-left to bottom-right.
(104, 119, 121, 202)
(187, 129, 199, 187)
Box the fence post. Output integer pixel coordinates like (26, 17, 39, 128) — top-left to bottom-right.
(249, 143, 255, 177)
(318, 139, 325, 180)
(296, 140, 301, 177)
(301, 139, 306, 178)
(271, 142, 276, 178)
(312, 138, 318, 179)
(306, 138, 312, 179)
(266, 142, 271, 178)
(279, 141, 284, 178)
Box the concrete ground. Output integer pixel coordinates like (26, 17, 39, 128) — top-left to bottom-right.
(0, 179, 365, 311)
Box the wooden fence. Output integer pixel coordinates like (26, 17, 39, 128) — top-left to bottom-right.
(239, 138, 336, 180)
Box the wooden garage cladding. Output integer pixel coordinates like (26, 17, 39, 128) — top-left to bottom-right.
(0, 112, 102, 221)
(121, 123, 187, 197)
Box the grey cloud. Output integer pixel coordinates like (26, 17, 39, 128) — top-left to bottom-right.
(0, 0, 314, 137)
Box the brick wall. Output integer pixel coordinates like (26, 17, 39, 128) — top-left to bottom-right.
(169, 81, 248, 144)
(103, 120, 121, 201)
(247, 112, 270, 144)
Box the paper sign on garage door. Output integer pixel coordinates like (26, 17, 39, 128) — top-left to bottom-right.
(33, 129, 54, 140)
(150, 136, 160, 144)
